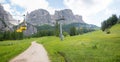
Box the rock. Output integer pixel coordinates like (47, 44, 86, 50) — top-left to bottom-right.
(54, 9, 75, 24)
(26, 9, 54, 26)
(74, 15, 84, 23)
(53, 9, 85, 24)
(0, 4, 14, 31)
(26, 9, 85, 26)
(23, 23, 37, 36)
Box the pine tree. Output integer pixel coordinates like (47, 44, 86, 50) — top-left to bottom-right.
(101, 14, 118, 33)
(55, 21, 60, 36)
(70, 26, 77, 36)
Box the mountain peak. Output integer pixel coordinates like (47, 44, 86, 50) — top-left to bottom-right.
(27, 9, 85, 26)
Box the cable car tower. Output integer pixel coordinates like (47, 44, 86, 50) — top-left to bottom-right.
(56, 17, 65, 41)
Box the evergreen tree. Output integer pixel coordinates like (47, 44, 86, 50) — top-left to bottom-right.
(101, 21, 107, 31)
(0, 32, 4, 41)
(70, 26, 77, 36)
(101, 14, 118, 32)
(55, 21, 60, 36)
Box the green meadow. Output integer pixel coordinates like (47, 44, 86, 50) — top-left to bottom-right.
(0, 24, 120, 62)
(0, 39, 33, 62)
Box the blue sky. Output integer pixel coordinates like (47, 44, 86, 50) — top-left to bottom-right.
(0, 0, 120, 26)
(47, 0, 66, 9)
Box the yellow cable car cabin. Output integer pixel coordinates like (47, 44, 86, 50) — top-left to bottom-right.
(16, 20, 27, 32)
(16, 26, 27, 32)
(20, 26, 27, 30)
(16, 29, 22, 32)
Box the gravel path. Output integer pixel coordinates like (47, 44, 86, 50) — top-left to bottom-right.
(9, 41, 50, 62)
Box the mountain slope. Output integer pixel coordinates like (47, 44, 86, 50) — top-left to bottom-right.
(0, 4, 14, 31)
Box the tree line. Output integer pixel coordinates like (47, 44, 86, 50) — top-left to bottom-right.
(0, 31, 23, 41)
(0, 21, 96, 41)
(101, 14, 119, 34)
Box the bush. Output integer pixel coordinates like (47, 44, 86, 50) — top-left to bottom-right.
(106, 30, 110, 34)
(33, 30, 55, 37)
(117, 20, 120, 24)
(63, 32, 69, 37)
(69, 26, 78, 36)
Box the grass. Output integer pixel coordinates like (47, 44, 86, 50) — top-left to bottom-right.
(0, 38, 36, 62)
(0, 24, 120, 62)
(36, 24, 120, 62)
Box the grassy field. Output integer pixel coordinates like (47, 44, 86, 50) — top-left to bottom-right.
(0, 38, 36, 62)
(37, 24, 120, 62)
(0, 24, 120, 62)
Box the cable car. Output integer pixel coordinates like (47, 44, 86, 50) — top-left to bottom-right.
(15, 14, 27, 32)
(16, 20, 27, 32)
(16, 29, 22, 32)
(20, 26, 27, 30)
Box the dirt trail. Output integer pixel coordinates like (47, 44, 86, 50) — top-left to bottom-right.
(10, 41, 50, 62)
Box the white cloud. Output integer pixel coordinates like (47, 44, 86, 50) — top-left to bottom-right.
(2, 3, 24, 25)
(104, 8, 119, 16)
(3, 4, 11, 12)
(0, 0, 5, 3)
(10, 0, 59, 16)
(3, 3, 23, 19)
(64, 0, 112, 16)
(82, 8, 119, 27)
(64, 0, 113, 26)
(10, 0, 49, 13)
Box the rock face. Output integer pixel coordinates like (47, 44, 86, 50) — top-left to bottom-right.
(26, 9, 54, 26)
(26, 9, 85, 26)
(74, 15, 84, 23)
(0, 4, 14, 31)
(23, 23, 37, 36)
(54, 9, 84, 24)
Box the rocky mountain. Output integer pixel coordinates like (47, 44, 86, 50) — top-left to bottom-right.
(0, 4, 14, 31)
(26, 9, 85, 26)
(54, 9, 84, 24)
(26, 9, 54, 26)
(23, 23, 37, 36)
(0, 3, 98, 37)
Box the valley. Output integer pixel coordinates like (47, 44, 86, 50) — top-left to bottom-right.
(0, 24, 120, 62)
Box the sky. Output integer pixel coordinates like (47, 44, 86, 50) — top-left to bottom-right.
(0, 0, 120, 26)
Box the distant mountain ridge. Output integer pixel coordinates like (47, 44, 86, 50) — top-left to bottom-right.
(26, 9, 85, 26)
(26, 9, 99, 36)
